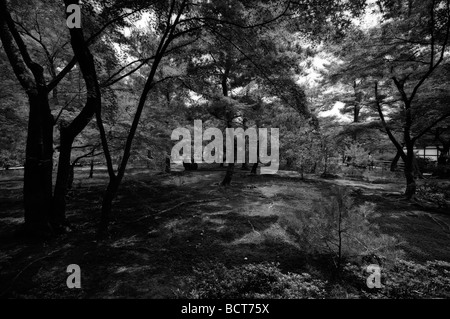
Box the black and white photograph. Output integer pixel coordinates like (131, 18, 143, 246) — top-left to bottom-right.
(0, 0, 449, 306)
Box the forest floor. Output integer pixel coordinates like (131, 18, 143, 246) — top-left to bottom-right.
(0, 168, 450, 298)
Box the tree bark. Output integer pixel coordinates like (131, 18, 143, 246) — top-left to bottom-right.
(221, 163, 235, 186)
(250, 163, 258, 175)
(403, 142, 416, 199)
(89, 159, 94, 178)
(220, 59, 234, 186)
(53, 132, 73, 227)
(23, 89, 54, 234)
(390, 151, 401, 171)
(165, 156, 171, 173)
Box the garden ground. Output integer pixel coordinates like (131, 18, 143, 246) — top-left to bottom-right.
(0, 168, 449, 298)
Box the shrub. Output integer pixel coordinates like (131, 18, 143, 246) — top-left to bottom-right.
(176, 262, 327, 299)
(341, 166, 365, 179)
(289, 187, 402, 268)
(344, 142, 370, 168)
(416, 182, 449, 209)
(343, 259, 450, 299)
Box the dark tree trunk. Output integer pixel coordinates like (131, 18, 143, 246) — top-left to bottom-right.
(251, 163, 258, 175)
(354, 105, 360, 123)
(53, 132, 74, 227)
(23, 90, 54, 235)
(437, 142, 450, 165)
(390, 151, 401, 171)
(323, 151, 329, 175)
(220, 59, 235, 186)
(412, 153, 423, 179)
(404, 169, 416, 199)
(404, 145, 416, 199)
(89, 159, 94, 178)
(165, 157, 171, 173)
(221, 163, 235, 186)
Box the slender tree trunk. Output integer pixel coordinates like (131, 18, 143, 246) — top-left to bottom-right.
(52, 132, 74, 227)
(99, 46, 170, 232)
(404, 144, 416, 199)
(437, 142, 450, 164)
(250, 129, 260, 175)
(165, 156, 171, 173)
(251, 163, 258, 175)
(337, 208, 343, 270)
(221, 163, 235, 186)
(323, 150, 329, 175)
(241, 118, 249, 170)
(412, 153, 423, 179)
(89, 159, 94, 178)
(96, 2, 190, 234)
(220, 59, 234, 186)
(404, 169, 416, 199)
(390, 151, 401, 171)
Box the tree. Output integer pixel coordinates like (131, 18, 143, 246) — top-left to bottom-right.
(0, 0, 59, 234)
(0, 0, 143, 234)
(327, 0, 450, 198)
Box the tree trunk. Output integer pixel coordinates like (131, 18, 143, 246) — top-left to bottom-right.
(390, 151, 401, 171)
(221, 163, 235, 186)
(404, 169, 416, 199)
(52, 132, 73, 227)
(323, 151, 329, 175)
(165, 156, 171, 173)
(23, 90, 54, 235)
(438, 142, 450, 164)
(412, 153, 423, 179)
(89, 159, 94, 178)
(404, 146, 416, 199)
(220, 59, 234, 186)
(96, 3, 190, 234)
